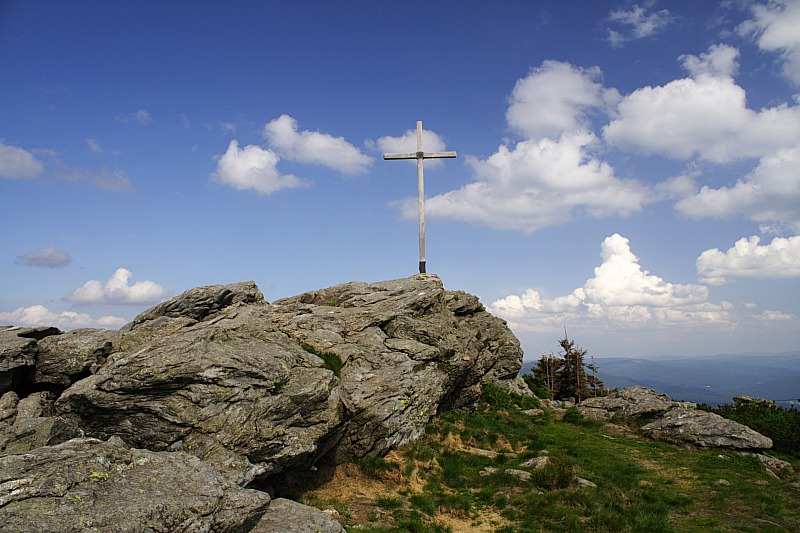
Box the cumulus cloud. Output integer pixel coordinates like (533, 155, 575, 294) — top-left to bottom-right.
(0, 305, 125, 330)
(372, 127, 447, 154)
(371, 126, 451, 167)
(0, 141, 44, 180)
(411, 64, 642, 233)
(696, 235, 800, 285)
(490, 234, 729, 333)
(607, 2, 675, 47)
(396, 43, 800, 235)
(263, 115, 372, 174)
(603, 44, 800, 163)
(738, 0, 800, 85)
(65, 268, 169, 305)
(56, 167, 134, 192)
(16, 246, 72, 268)
(506, 61, 614, 139)
(415, 131, 645, 233)
(213, 140, 308, 195)
(675, 142, 800, 229)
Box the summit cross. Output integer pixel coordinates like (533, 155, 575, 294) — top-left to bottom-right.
(384, 121, 457, 274)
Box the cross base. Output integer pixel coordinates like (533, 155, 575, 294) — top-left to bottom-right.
(419, 260, 426, 274)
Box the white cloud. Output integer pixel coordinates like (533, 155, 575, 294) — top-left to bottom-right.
(490, 234, 729, 334)
(403, 64, 642, 234)
(213, 139, 308, 195)
(675, 142, 800, 229)
(585, 234, 708, 307)
(373, 128, 447, 154)
(86, 138, 119, 155)
(371, 126, 451, 169)
(760, 309, 795, 321)
(603, 45, 800, 163)
(738, 0, 800, 85)
(696, 235, 800, 285)
(116, 109, 151, 124)
(506, 61, 612, 139)
(16, 246, 72, 268)
(263, 115, 372, 174)
(607, 2, 675, 47)
(680, 43, 739, 78)
(0, 305, 125, 330)
(0, 141, 44, 180)
(415, 132, 645, 233)
(87, 138, 103, 153)
(57, 167, 134, 191)
(65, 268, 169, 305)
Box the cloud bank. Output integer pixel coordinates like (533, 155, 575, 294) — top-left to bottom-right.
(0, 305, 125, 330)
(412, 39, 800, 235)
(490, 234, 739, 334)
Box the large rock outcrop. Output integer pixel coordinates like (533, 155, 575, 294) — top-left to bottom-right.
(0, 275, 529, 531)
(267, 276, 529, 462)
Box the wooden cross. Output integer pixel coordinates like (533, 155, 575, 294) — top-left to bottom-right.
(384, 121, 456, 274)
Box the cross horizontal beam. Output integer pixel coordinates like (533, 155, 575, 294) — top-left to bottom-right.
(384, 151, 457, 160)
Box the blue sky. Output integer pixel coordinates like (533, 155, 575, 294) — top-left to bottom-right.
(2, 0, 799, 360)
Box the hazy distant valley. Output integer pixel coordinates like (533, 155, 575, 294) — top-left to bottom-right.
(523, 352, 800, 408)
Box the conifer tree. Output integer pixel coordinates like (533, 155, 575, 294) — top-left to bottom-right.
(528, 333, 604, 401)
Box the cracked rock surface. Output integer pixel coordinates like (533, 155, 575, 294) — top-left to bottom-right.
(0, 436, 270, 533)
(1, 276, 530, 531)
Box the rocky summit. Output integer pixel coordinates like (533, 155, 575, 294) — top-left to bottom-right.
(0, 275, 529, 532)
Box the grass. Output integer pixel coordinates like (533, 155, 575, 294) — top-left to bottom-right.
(295, 386, 800, 532)
(300, 342, 344, 377)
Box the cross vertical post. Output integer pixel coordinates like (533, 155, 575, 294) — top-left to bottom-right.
(384, 121, 456, 274)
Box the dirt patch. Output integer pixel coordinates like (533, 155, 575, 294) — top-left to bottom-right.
(435, 507, 512, 532)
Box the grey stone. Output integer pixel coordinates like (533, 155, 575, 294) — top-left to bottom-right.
(2, 276, 533, 531)
(252, 498, 344, 532)
(57, 305, 342, 485)
(0, 436, 270, 532)
(267, 276, 530, 463)
(641, 408, 773, 450)
(578, 386, 694, 421)
(35, 328, 119, 386)
(521, 456, 550, 469)
(505, 468, 533, 482)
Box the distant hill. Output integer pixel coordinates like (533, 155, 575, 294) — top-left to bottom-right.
(521, 352, 800, 407)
